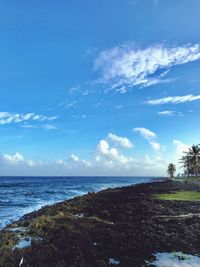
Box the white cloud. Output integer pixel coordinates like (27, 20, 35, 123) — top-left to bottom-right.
(158, 110, 175, 116)
(108, 132, 133, 148)
(68, 154, 91, 169)
(173, 140, 189, 158)
(2, 152, 37, 167)
(82, 90, 89, 96)
(0, 112, 57, 125)
(115, 105, 123, 109)
(97, 140, 110, 154)
(143, 154, 166, 168)
(21, 124, 58, 130)
(68, 86, 80, 95)
(147, 94, 200, 105)
(149, 141, 161, 151)
(65, 100, 78, 109)
(3, 152, 24, 164)
(42, 124, 58, 130)
(55, 159, 65, 165)
(21, 124, 38, 129)
(94, 43, 200, 91)
(171, 140, 190, 171)
(26, 160, 37, 167)
(71, 114, 87, 119)
(133, 127, 157, 140)
(69, 154, 80, 162)
(0, 139, 167, 176)
(96, 139, 136, 168)
(158, 110, 185, 117)
(133, 127, 162, 151)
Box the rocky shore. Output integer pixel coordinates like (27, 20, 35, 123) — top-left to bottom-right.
(1, 179, 200, 267)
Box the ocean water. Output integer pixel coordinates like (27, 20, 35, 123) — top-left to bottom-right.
(0, 176, 156, 229)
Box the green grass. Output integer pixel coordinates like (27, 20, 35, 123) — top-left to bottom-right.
(155, 191, 200, 201)
(188, 177, 200, 181)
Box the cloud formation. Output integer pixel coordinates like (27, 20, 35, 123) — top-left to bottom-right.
(68, 154, 91, 169)
(0, 133, 167, 176)
(96, 139, 135, 167)
(94, 43, 200, 92)
(149, 141, 161, 151)
(133, 127, 161, 151)
(108, 132, 133, 148)
(133, 127, 157, 140)
(147, 94, 200, 105)
(0, 112, 57, 125)
(3, 152, 24, 164)
(2, 152, 37, 167)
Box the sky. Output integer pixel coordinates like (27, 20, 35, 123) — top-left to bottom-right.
(0, 0, 200, 176)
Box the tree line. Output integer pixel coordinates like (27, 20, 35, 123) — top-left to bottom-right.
(167, 144, 200, 178)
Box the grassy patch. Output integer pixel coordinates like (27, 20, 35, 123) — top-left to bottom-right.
(176, 177, 200, 181)
(155, 191, 200, 201)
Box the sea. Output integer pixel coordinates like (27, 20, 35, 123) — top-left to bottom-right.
(0, 176, 160, 229)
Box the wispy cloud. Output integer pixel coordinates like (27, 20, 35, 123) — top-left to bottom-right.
(147, 94, 200, 105)
(158, 110, 184, 117)
(65, 100, 78, 109)
(68, 85, 80, 95)
(71, 114, 87, 119)
(158, 110, 175, 116)
(21, 124, 38, 129)
(42, 124, 58, 130)
(94, 43, 200, 92)
(115, 105, 124, 109)
(21, 124, 58, 130)
(0, 112, 57, 125)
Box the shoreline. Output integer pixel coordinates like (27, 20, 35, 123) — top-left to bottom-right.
(0, 176, 158, 229)
(1, 179, 200, 266)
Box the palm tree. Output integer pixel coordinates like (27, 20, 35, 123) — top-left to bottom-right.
(167, 163, 176, 178)
(179, 155, 192, 178)
(186, 145, 200, 177)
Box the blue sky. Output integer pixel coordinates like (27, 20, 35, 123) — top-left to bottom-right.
(0, 0, 200, 176)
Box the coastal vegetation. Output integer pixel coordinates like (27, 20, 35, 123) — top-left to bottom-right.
(179, 144, 200, 178)
(167, 163, 176, 178)
(167, 144, 200, 180)
(162, 144, 200, 202)
(155, 191, 200, 201)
